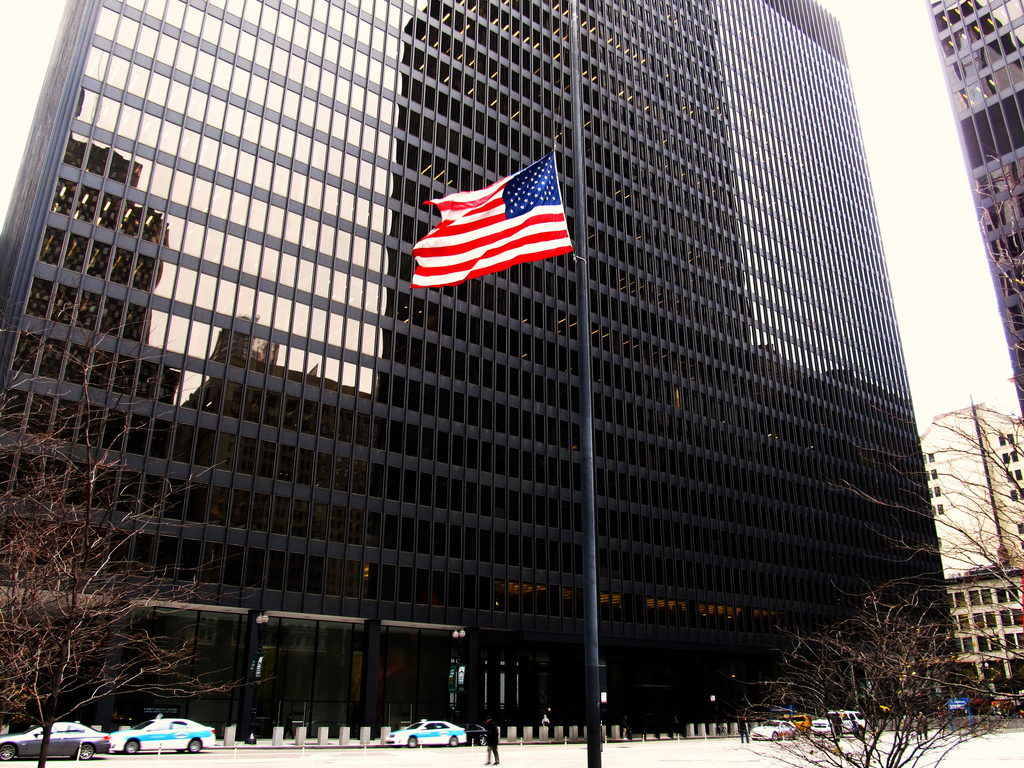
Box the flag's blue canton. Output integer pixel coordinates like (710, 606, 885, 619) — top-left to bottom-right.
(504, 155, 562, 219)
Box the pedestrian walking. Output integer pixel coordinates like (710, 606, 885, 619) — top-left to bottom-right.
(484, 715, 500, 765)
(738, 717, 749, 744)
(916, 712, 929, 740)
(622, 715, 631, 741)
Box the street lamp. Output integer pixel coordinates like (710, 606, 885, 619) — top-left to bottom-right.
(450, 629, 466, 723)
(245, 612, 270, 745)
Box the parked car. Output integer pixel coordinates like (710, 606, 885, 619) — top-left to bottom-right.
(811, 711, 865, 737)
(830, 711, 865, 735)
(385, 720, 467, 747)
(750, 720, 797, 741)
(787, 714, 812, 732)
(810, 718, 833, 736)
(0, 722, 110, 761)
(459, 723, 488, 746)
(107, 717, 215, 754)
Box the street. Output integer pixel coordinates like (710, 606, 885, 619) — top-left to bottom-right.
(76, 729, 1024, 768)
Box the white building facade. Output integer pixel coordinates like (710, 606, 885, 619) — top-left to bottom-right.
(921, 404, 1023, 687)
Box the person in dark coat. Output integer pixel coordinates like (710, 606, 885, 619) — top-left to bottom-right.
(738, 717, 750, 743)
(484, 715, 499, 765)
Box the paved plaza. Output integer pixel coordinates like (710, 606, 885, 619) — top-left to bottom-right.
(102, 729, 1024, 768)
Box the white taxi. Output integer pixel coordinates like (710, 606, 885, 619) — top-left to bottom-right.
(385, 720, 467, 747)
(108, 717, 215, 754)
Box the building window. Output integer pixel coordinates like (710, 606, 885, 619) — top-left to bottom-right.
(930, 469, 938, 480)
(936, 504, 945, 515)
(928, 453, 936, 462)
(933, 486, 942, 497)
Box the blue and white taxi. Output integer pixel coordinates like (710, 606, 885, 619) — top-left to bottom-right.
(385, 720, 467, 747)
(108, 717, 215, 754)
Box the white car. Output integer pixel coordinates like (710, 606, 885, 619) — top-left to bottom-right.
(108, 718, 215, 754)
(385, 720, 467, 747)
(810, 718, 833, 736)
(811, 712, 865, 737)
(750, 720, 797, 741)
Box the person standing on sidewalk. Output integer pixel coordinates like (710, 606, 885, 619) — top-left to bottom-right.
(484, 715, 500, 765)
(738, 717, 750, 744)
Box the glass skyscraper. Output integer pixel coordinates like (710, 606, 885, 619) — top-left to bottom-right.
(0, 0, 936, 735)
(930, 0, 1024, 412)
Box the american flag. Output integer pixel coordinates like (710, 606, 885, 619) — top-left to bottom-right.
(411, 153, 574, 289)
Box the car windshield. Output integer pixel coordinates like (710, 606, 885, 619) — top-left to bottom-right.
(133, 720, 157, 729)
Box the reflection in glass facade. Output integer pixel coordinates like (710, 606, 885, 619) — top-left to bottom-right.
(931, 0, 1024, 411)
(0, 0, 936, 734)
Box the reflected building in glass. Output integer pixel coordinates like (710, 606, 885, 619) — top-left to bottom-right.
(930, 1, 1024, 412)
(0, 0, 936, 735)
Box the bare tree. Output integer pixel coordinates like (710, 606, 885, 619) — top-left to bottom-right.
(754, 588, 996, 768)
(0, 334, 232, 767)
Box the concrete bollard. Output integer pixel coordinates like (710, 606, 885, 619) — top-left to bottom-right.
(379, 727, 391, 746)
(508, 726, 518, 742)
(359, 726, 371, 746)
(568, 726, 579, 742)
(294, 726, 307, 747)
(223, 725, 236, 748)
(339, 726, 350, 746)
(686, 723, 695, 738)
(318, 727, 329, 746)
(523, 726, 534, 741)
(271, 727, 284, 747)
(697, 723, 706, 737)
(611, 725, 620, 740)
(554, 725, 564, 741)
(730, 722, 739, 736)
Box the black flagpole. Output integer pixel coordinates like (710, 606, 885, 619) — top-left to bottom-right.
(566, 0, 602, 766)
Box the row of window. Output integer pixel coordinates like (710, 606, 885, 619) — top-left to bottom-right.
(25, 277, 148, 342)
(131, 531, 794, 631)
(956, 632, 1024, 653)
(955, 609, 1024, 630)
(952, 585, 1023, 606)
(39, 225, 158, 291)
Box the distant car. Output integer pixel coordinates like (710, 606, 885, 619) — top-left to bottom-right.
(459, 723, 488, 746)
(0, 722, 110, 761)
(810, 718, 833, 736)
(108, 717, 215, 754)
(750, 720, 797, 741)
(385, 720, 467, 747)
(787, 714, 812, 732)
(828, 711, 865, 735)
(811, 712, 865, 737)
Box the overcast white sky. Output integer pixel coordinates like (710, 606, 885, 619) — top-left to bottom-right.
(0, 0, 1016, 432)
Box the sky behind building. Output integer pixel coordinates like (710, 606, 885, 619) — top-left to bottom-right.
(0, 0, 1016, 432)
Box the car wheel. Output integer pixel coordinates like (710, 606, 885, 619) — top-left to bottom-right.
(186, 739, 202, 754)
(407, 736, 418, 748)
(78, 743, 96, 760)
(449, 736, 458, 747)
(479, 735, 487, 747)
(0, 744, 16, 761)
(124, 739, 141, 755)
(771, 732, 780, 741)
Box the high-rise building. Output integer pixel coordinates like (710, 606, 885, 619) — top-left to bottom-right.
(0, 0, 937, 735)
(921, 403, 1023, 577)
(920, 404, 1024, 690)
(929, 1, 1024, 413)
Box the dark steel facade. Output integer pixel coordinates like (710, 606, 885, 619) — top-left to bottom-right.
(0, 0, 937, 734)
